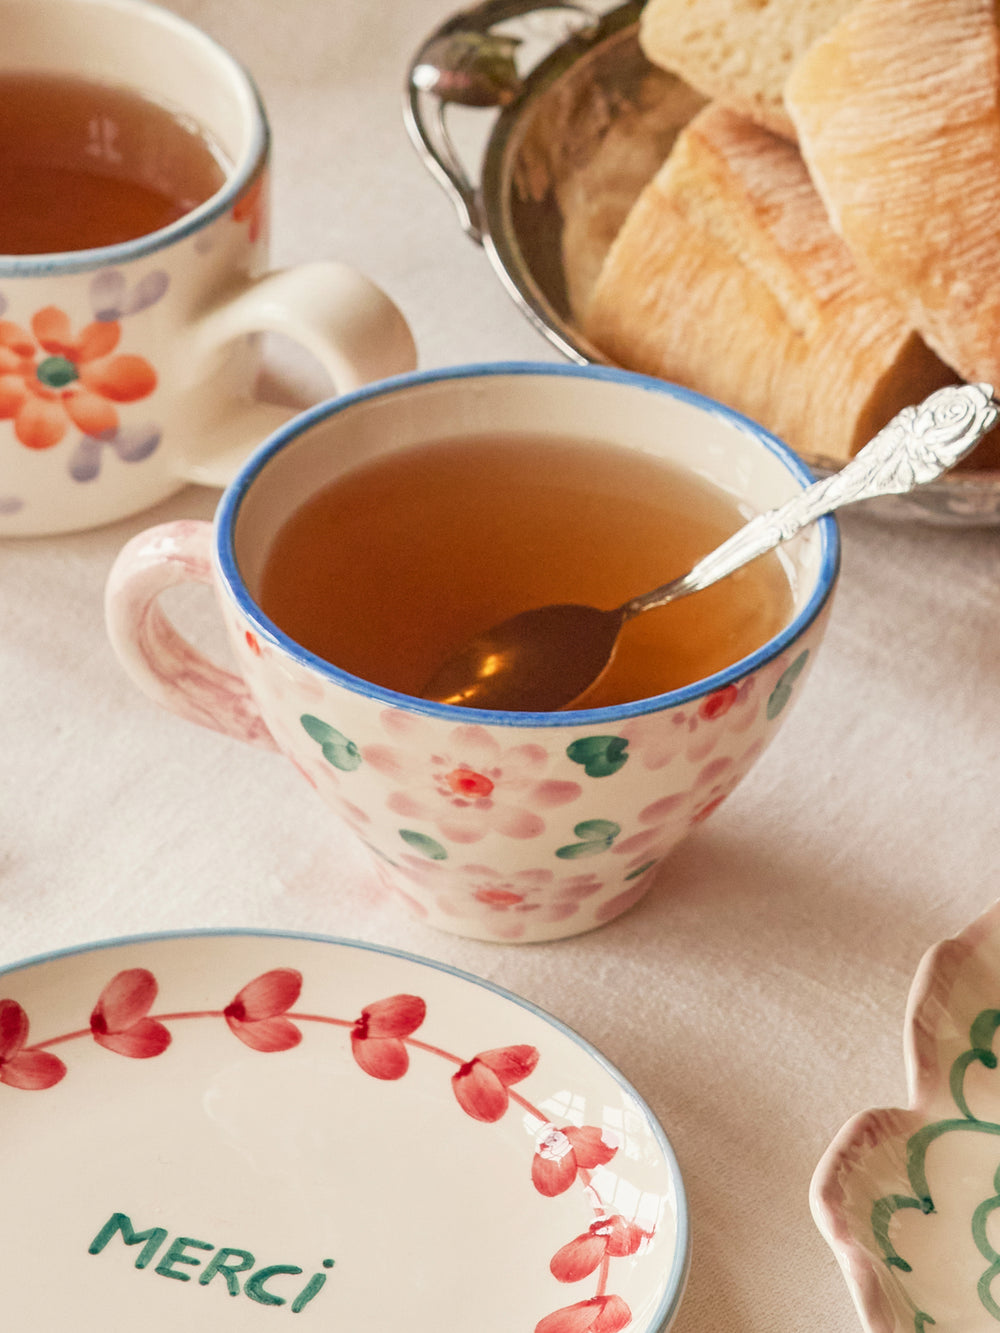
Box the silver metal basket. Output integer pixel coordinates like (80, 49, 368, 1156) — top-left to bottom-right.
(405, 0, 1000, 525)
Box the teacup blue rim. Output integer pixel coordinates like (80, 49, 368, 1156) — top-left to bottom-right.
(0, 925, 692, 1333)
(0, 0, 269, 277)
(215, 360, 841, 729)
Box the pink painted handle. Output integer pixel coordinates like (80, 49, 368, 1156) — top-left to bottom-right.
(104, 520, 278, 750)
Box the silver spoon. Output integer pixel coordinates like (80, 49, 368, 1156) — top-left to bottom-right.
(421, 383, 998, 712)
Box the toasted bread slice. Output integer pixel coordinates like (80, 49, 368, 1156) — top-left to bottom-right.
(785, 0, 1000, 389)
(583, 103, 956, 463)
(639, 0, 856, 139)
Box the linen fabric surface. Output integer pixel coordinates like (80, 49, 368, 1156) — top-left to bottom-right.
(3, 2, 1000, 1330)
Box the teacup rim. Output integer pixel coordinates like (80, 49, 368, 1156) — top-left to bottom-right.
(0, 0, 269, 277)
(215, 360, 841, 728)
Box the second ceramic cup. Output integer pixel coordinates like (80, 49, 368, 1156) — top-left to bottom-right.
(0, 0, 415, 536)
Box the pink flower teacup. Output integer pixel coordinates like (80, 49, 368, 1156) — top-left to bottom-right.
(105, 363, 839, 942)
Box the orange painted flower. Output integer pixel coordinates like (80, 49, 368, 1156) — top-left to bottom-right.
(0, 306, 157, 451)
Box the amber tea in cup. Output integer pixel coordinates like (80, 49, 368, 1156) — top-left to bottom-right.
(0, 72, 227, 253)
(257, 431, 794, 710)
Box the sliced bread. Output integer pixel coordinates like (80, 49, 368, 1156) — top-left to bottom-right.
(554, 71, 706, 320)
(785, 0, 1000, 390)
(639, 0, 856, 140)
(582, 103, 956, 463)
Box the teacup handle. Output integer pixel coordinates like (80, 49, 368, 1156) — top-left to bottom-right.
(104, 519, 279, 751)
(178, 260, 417, 487)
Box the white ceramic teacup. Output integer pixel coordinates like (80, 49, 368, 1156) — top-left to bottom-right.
(105, 363, 840, 943)
(0, 0, 415, 536)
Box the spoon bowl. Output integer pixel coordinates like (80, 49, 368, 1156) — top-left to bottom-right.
(422, 602, 626, 711)
(422, 383, 998, 711)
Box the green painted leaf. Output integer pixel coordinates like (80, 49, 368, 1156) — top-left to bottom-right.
(566, 735, 629, 777)
(555, 818, 621, 860)
(574, 819, 620, 839)
(766, 650, 809, 721)
(625, 859, 658, 881)
(300, 714, 362, 771)
(399, 829, 448, 861)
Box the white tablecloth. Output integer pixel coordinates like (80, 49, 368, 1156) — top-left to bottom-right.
(3, 2, 1000, 1328)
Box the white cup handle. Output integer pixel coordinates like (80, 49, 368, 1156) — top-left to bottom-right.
(178, 260, 417, 487)
(104, 519, 279, 751)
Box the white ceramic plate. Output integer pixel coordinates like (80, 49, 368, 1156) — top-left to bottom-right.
(0, 930, 688, 1331)
(811, 897, 1000, 1332)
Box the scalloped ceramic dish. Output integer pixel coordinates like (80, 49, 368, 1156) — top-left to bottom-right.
(811, 898, 1000, 1331)
(0, 930, 688, 1331)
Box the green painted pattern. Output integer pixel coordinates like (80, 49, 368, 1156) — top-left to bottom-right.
(555, 819, 621, 860)
(299, 715, 362, 771)
(399, 830, 448, 861)
(871, 1006, 1000, 1328)
(766, 650, 809, 721)
(565, 736, 629, 778)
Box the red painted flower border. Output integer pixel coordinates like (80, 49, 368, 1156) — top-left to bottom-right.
(0, 968, 657, 1333)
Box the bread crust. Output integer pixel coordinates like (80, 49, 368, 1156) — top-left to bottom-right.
(514, 61, 704, 321)
(785, 0, 1000, 387)
(582, 104, 955, 463)
(639, 0, 856, 139)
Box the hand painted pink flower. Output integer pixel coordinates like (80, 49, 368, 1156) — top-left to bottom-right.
(717, 676, 760, 734)
(553, 874, 605, 902)
(692, 792, 729, 823)
(89, 968, 171, 1058)
(689, 750, 762, 824)
(224, 968, 303, 1052)
(612, 793, 690, 859)
(532, 1124, 618, 1196)
(476, 886, 529, 907)
(595, 877, 655, 924)
(550, 1215, 648, 1282)
(464, 866, 546, 910)
(0, 998, 65, 1090)
(452, 1044, 539, 1122)
(0, 308, 156, 450)
(698, 683, 739, 720)
(351, 994, 426, 1079)
(461, 866, 603, 909)
(365, 724, 582, 843)
(617, 714, 687, 771)
(535, 1293, 632, 1333)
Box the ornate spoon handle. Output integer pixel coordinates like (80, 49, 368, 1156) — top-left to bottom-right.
(624, 383, 998, 617)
